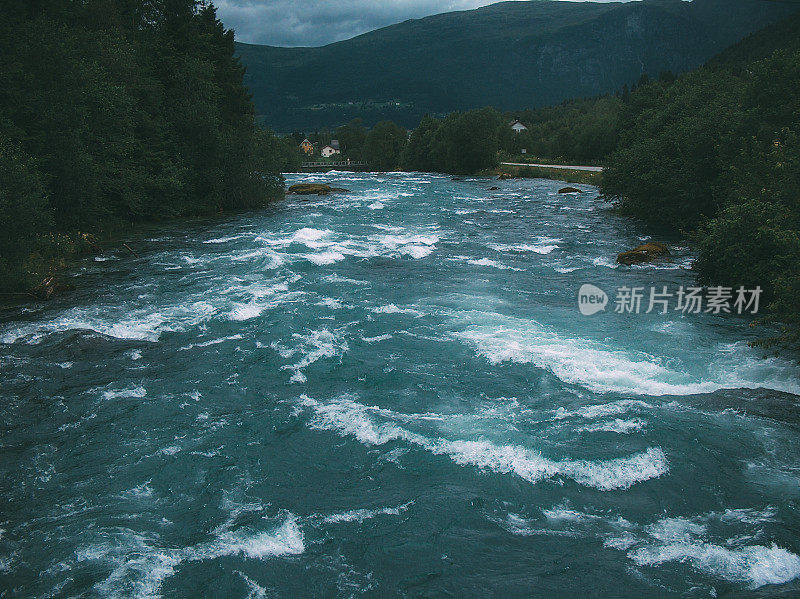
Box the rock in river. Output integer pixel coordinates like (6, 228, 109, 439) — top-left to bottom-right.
(287, 183, 349, 195)
(617, 242, 670, 265)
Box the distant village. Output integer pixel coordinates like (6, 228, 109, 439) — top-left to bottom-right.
(299, 138, 341, 158)
(296, 119, 531, 161)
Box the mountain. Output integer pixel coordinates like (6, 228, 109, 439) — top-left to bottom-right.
(236, 0, 797, 133)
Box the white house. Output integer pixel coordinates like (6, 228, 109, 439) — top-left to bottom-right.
(321, 139, 341, 158)
(510, 119, 528, 133)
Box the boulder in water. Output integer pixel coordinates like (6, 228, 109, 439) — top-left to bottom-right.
(617, 242, 670, 265)
(498, 173, 514, 180)
(287, 183, 348, 195)
(558, 186, 582, 194)
(488, 186, 500, 191)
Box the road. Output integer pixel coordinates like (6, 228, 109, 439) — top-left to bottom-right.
(501, 162, 604, 172)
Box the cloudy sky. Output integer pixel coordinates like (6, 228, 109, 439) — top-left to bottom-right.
(215, 0, 622, 47)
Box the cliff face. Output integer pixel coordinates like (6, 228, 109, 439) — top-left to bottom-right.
(236, 0, 797, 132)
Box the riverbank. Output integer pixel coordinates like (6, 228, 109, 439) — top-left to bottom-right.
(483, 164, 603, 185)
(1, 194, 286, 303)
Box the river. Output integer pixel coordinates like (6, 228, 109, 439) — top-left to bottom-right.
(1, 172, 800, 597)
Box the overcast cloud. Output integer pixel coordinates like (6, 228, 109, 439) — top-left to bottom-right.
(216, 0, 621, 47)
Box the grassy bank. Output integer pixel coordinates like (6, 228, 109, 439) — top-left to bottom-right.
(486, 164, 602, 185)
(498, 154, 605, 168)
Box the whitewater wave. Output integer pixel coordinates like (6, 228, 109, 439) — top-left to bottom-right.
(577, 418, 647, 434)
(592, 256, 619, 269)
(101, 385, 147, 400)
(454, 312, 800, 396)
(362, 334, 393, 343)
(179, 334, 243, 351)
(488, 240, 560, 254)
(322, 274, 370, 286)
(371, 304, 423, 317)
(203, 234, 250, 244)
(299, 395, 668, 491)
(317, 502, 413, 525)
(553, 400, 653, 420)
(494, 502, 799, 589)
(372, 232, 439, 260)
(290, 227, 331, 247)
(613, 514, 800, 589)
(304, 251, 346, 265)
(79, 513, 304, 599)
(1, 301, 218, 344)
(252, 225, 440, 264)
(273, 329, 349, 384)
(224, 282, 304, 322)
(229, 247, 287, 269)
(466, 258, 523, 271)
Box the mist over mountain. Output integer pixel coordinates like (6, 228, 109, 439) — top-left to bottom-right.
(236, 0, 796, 132)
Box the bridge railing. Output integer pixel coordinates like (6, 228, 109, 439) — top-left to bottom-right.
(301, 161, 369, 168)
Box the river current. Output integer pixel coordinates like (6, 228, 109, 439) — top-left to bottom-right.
(2, 172, 800, 597)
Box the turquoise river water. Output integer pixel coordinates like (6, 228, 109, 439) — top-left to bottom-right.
(1, 172, 800, 598)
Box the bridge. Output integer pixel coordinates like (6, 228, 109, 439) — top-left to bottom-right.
(300, 160, 370, 172)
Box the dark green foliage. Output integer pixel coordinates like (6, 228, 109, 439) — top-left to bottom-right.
(602, 12, 800, 347)
(402, 108, 502, 174)
(335, 119, 368, 161)
(601, 71, 742, 230)
(402, 115, 441, 173)
(0, 138, 54, 291)
(363, 121, 407, 171)
(404, 99, 622, 175)
(0, 1, 285, 293)
(506, 97, 623, 163)
(435, 109, 502, 175)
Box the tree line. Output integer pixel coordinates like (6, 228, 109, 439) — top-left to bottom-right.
(601, 13, 800, 349)
(287, 119, 408, 172)
(293, 109, 510, 175)
(0, 0, 289, 294)
(303, 98, 629, 175)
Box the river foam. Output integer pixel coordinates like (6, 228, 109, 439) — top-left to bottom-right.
(79, 513, 304, 599)
(5, 171, 800, 597)
(616, 514, 800, 589)
(495, 503, 800, 589)
(454, 312, 800, 396)
(299, 395, 668, 490)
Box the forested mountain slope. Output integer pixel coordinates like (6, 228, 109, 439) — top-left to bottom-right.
(236, 0, 795, 131)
